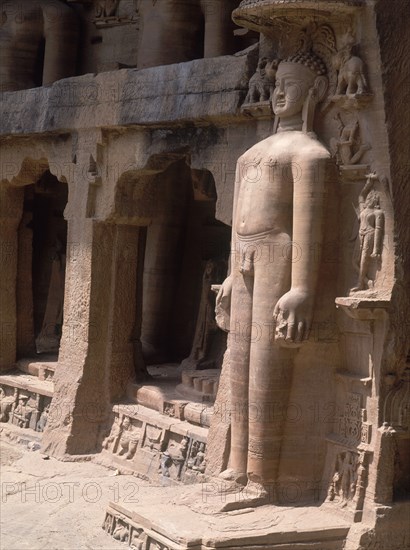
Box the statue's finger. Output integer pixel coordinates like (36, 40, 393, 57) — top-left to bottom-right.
(304, 317, 312, 340)
(296, 321, 305, 342)
(286, 317, 296, 341)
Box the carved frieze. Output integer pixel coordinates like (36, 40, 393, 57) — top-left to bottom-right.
(337, 392, 372, 446)
(327, 449, 368, 513)
(0, 385, 51, 433)
(101, 408, 207, 484)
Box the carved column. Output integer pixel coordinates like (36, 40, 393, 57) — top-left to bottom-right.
(41, 140, 146, 455)
(202, 0, 238, 58)
(137, 0, 203, 68)
(0, 186, 24, 371)
(141, 161, 191, 362)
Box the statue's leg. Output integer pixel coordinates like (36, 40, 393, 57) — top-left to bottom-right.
(358, 232, 374, 289)
(229, 262, 253, 476)
(247, 234, 293, 492)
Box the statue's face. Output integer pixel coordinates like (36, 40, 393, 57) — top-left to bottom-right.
(272, 63, 316, 118)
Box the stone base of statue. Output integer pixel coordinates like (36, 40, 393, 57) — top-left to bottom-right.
(102, 484, 352, 549)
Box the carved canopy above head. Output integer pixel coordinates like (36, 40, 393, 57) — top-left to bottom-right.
(232, 0, 364, 36)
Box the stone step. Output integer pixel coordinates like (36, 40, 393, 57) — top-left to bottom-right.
(103, 485, 351, 549)
(16, 356, 58, 381)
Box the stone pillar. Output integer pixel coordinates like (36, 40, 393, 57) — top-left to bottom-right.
(42, 2, 79, 86)
(141, 163, 190, 361)
(16, 194, 36, 357)
(41, 182, 146, 454)
(202, 0, 238, 58)
(0, 186, 24, 371)
(106, 224, 145, 400)
(137, 0, 202, 68)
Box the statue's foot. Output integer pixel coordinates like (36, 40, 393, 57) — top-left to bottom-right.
(219, 468, 248, 486)
(219, 479, 276, 512)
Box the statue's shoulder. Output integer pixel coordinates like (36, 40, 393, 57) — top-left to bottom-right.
(296, 132, 331, 160)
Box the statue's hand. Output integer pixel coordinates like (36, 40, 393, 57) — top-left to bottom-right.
(273, 288, 313, 347)
(215, 276, 233, 332)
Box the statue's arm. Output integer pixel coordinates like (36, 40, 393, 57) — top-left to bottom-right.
(273, 153, 329, 343)
(372, 210, 385, 257)
(291, 155, 328, 293)
(215, 160, 241, 329)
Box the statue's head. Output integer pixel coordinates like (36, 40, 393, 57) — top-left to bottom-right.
(365, 190, 380, 209)
(272, 50, 328, 120)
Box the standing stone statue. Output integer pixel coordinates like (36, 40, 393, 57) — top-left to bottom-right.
(216, 47, 331, 501)
(351, 172, 385, 292)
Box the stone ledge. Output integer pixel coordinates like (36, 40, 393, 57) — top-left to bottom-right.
(0, 53, 256, 137)
(103, 487, 351, 549)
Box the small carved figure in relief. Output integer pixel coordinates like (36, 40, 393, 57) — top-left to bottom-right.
(327, 451, 359, 506)
(0, 388, 15, 423)
(36, 405, 49, 432)
(184, 258, 226, 369)
(117, 417, 140, 460)
(352, 453, 368, 509)
(112, 518, 129, 542)
(187, 441, 206, 473)
(330, 114, 371, 166)
(351, 173, 385, 292)
(130, 527, 148, 550)
(333, 41, 367, 97)
(102, 418, 122, 452)
(103, 513, 114, 534)
(160, 437, 189, 480)
(95, 0, 120, 19)
(244, 58, 279, 104)
(11, 395, 33, 428)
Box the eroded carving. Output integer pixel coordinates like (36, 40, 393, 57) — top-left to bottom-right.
(10, 394, 34, 428)
(186, 441, 206, 473)
(0, 388, 15, 423)
(116, 417, 140, 460)
(333, 37, 368, 97)
(351, 173, 385, 292)
(160, 437, 189, 480)
(36, 404, 49, 432)
(330, 114, 371, 167)
(244, 58, 279, 104)
(183, 259, 227, 370)
(95, 0, 120, 19)
(338, 392, 371, 445)
(327, 450, 363, 507)
(102, 415, 141, 460)
(383, 369, 410, 432)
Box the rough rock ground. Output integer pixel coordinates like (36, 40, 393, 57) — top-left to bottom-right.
(0, 438, 149, 550)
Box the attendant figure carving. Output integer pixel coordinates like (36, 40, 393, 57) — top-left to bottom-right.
(351, 173, 385, 292)
(330, 114, 371, 166)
